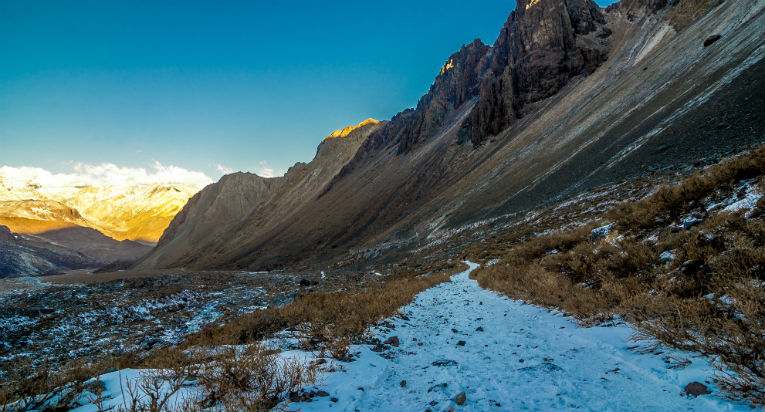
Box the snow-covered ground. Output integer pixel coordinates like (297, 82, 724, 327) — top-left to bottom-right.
(69, 262, 750, 412)
(287, 262, 749, 412)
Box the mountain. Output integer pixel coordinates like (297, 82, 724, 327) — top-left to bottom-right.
(0, 177, 200, 243)
(0, 225, 97, 277)
(141, 0, 764, 271)
(135, 119, 380, 269)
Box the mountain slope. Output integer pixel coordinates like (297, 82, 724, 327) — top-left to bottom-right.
(135, 119, 381, 269)
(0, 225, 99, 277)
(143, 0, 764, 271)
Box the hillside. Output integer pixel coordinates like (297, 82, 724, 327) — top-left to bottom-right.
(142, 0, 765, 271)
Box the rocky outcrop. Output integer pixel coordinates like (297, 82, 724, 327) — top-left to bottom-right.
(355, 39, 490, 158)
(0, 225, 15, 243)
(462, 0, 610, 145)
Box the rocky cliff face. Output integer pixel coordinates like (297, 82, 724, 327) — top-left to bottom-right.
(352, 39, 490, 160)
(462, 0, 610, 145)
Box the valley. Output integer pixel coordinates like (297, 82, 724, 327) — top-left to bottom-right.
(1, 0, 763, 410)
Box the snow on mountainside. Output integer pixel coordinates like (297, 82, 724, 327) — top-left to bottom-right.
(0, 173, 202, 243)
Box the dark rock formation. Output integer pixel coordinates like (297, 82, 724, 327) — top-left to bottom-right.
(353, 39, 490, 159)
(462, 0, 610, 145)
(684, 381, 711, 397)
(703, 34, 721, 47)
(0, 225, 15, 243)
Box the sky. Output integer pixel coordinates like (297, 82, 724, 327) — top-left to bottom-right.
(0, 0, 618, 186)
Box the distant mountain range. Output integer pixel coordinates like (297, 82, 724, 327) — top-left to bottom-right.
(138, 0, 764, 271)
(0, 175, 202, 276)
(0, 177, 200, 243)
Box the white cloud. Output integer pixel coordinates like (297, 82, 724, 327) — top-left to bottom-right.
(216, 164, 235, 175)
(0, 162, 213, 190)
(255, 161, 285, 178)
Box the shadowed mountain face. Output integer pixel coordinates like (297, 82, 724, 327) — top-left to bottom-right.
(141, 0, 765, 271)
(0, 225, 96, 277)
(0, 224, 151, 277)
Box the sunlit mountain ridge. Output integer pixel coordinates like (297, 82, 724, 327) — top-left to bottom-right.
(0, 175, 201, 243)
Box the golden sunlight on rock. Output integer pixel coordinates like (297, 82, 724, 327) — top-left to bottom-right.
(325, 118, 379, 139)
(440, 58, 455, 75)
(526, 0, 543, 10)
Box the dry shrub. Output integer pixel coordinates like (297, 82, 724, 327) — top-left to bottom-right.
(473, 146, 765, 404)
(192, 345, 317, 412)
(632, 283, 764, 404)
(187, 262, 466, 352)
(612, 146, 764, 231)
(0, 357, 108, 412)
(667, 0, 726, 31)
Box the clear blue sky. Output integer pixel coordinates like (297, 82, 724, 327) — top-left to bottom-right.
(0, 0, 617, 180)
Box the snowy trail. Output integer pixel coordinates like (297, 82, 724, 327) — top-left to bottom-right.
(290, 262, 749, 412)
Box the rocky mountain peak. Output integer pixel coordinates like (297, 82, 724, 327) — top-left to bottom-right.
(461, 0, 610, 145)
(354, 38, 490, 157)
(326, 118, 380, 139)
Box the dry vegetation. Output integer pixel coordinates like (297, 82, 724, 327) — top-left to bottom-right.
(667, 0, 726, 31)
(471, 146, 765, 404)
(186, 261, 467, 350)
(0, 260, 464, 411)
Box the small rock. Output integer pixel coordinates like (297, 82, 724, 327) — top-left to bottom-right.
(457, 340, 466, 346)
(432, 360, 458, 367)
(519, 359, 524, 363)
(455, 392, 466, 406)
(417, 342, 423, 346)
(384, 336, 400, 347)
(703, 34, 721, 47)
(476, 326, 484, 332)
(430, 400, 439, 406)
(370, 343, 388, 352)
(315, 390, 330, 397)
(451, 328, 459, 333)
(684, 381, 711, 397)
(400, 380, 407, 387)
(590, 224, 613, 242)
(331, 397, 339, 403)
